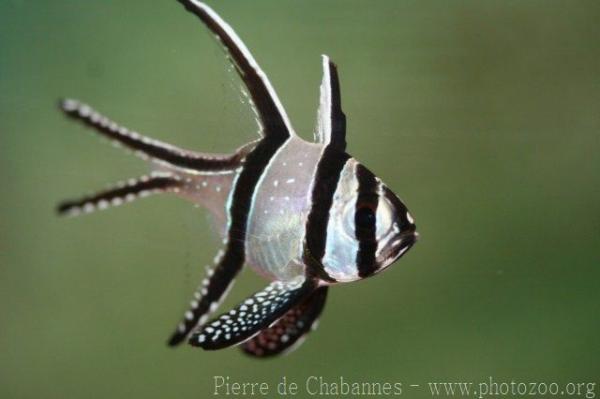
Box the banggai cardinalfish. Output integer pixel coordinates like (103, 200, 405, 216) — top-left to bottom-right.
(58, 0, 418, 357)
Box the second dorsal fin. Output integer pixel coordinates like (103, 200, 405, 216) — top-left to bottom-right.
(177, 0, 295, 140)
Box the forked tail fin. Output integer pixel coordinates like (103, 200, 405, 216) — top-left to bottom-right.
(59, 99, 243, 173)
(57, 172, 182, 217)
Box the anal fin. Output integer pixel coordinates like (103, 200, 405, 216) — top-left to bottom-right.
(167, 246, 244, 346)
(241, 286, 328, 358)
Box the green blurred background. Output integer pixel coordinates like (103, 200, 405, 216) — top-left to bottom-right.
(1, 1, 598, 398)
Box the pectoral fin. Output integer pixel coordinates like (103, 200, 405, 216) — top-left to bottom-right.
(189, 277, 318, 350)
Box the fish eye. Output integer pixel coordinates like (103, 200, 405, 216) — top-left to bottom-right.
(355, 204, 376, 231)
(343, 197, 396, 243)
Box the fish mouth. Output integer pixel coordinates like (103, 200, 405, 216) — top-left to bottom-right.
(378, 228, 418, 265)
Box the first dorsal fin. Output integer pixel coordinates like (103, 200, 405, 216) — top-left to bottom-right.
(315, 55, 346, 151)
(177, 0, 294, 140)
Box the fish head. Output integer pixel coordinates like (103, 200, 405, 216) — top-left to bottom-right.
(316, 158, 418, 282)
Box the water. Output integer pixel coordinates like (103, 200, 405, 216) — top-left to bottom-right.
(1, 1, 598, 398)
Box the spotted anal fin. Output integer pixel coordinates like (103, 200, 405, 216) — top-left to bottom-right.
(176, 0, 294, 140)
(57, 172, 182, 217)
(241, 286, 328, 358)
(189, 277, 318, 350)
(59, 99, 242, 172)
(167, 245, 245, 346)
(315, 55, 346, 152)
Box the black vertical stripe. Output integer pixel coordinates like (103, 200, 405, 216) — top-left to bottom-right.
(214, 135, 290, 293)
(355, 164, 380, 278)
(228, 136, 289, 246)
(168, 1, 295, 346)
(168, 136, 289, 346)
(303, 146, 350, 281)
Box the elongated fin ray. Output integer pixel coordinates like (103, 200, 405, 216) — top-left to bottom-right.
(57, 172, 182, 217)
(60, 99, 242, 172)
(167, 249, 243, 346)
(176, 0, 294, 139)
(315, 55, 346, 151)
(241, 286, 328, 357)
(189, 277, 317, 350)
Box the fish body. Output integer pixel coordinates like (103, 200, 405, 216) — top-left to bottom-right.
(245, 137, 322, 281)
(58, 0, 417, 357)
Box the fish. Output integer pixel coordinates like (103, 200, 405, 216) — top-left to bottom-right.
(57, 0, 418, 358)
